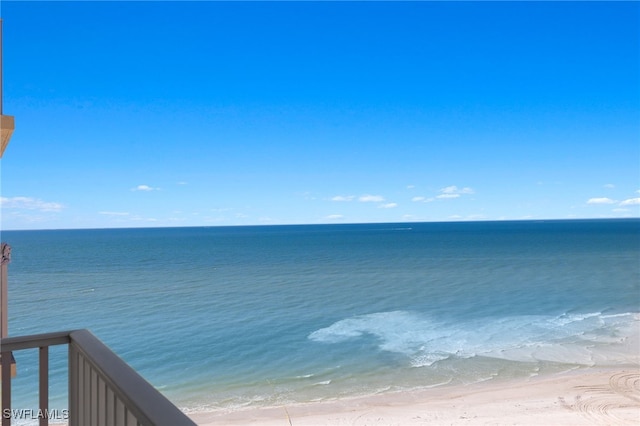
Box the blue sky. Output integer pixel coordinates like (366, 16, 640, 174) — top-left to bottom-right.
(0, 1, 638, 230)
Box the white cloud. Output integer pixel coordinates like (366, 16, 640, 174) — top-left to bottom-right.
(359, 195, 385, 202)
(407, 185, 415, 189)
(99, 211, 130, 216)
(440, 185, 474, 195)
(467, 214, 486, 220)
(130, 216, 158, 222)
(448, 214, 486, 221)
(619, 198, 640, 206)
(378, 203, 398, 209)
(603, 184, 615, 189)
(325, 214, 344, 220)
(331, 194, 386, 203)
(132, 184, 159, 191)
(0, 196, 64, 212)
(412, 196, 434, 203)
(436, 193, 460, 199)
(587, 197, 616, 205)
(331, 195, 355, 202)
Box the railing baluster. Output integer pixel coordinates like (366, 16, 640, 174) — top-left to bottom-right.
(106, 386, 114, 426)
(91, 367, 98, 426)
(39, 346, 49, 426)
(77, 351, 85, 426)
(98, 376, 106, 426)
(83, 358, 90, 426)
(1, 350, 11, 426)
(68, 344, 77, 426)
(116, 398, 125, 426)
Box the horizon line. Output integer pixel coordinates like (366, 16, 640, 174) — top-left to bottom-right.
(1, 216, 638, 233)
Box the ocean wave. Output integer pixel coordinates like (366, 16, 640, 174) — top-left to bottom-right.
(308, 310, 639, 367)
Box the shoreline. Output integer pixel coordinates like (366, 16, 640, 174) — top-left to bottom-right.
(189, 366, 640, 425)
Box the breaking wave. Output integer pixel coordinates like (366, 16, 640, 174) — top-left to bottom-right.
(309, 311, 639, 367)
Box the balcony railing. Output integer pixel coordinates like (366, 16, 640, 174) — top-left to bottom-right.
(1, 329, 196, 426)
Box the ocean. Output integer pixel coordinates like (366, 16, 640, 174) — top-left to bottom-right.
(2, 219, 639, 418)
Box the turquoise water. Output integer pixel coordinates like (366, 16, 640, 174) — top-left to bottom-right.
(2, 219, 639, 416)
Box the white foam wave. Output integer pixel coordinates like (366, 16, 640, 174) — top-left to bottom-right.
(295, 374, 314, 379)
(308, 311, 639, 367)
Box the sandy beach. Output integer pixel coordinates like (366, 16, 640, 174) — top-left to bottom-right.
(189, 367, 640, 425)
(189, 308, 640, 426)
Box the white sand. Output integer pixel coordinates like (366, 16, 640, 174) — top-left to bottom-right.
(189, 367, 640, 425)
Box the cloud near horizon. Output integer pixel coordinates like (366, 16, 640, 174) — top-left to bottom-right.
(331, 194, 386, 203)
(440, 186, 474, 195)
(358, 195, 385, 202)
(325, 214, 344, 220)
(132, 184, 159, 192)
(434, 185, 474, 200)
(587, 197, 616, 205)
(620, 198, 640, 206)
(412, 196, 435, 203)
(0, 196, 64, 212)
(586, 197, 640, 207)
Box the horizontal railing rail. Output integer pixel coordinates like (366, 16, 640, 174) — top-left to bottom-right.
(1, 330, 196, 426)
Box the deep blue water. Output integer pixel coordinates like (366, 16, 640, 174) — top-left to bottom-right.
(2, 219, 639, 416)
